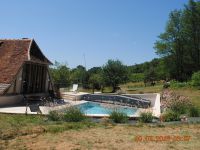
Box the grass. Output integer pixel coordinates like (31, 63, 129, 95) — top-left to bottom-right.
(139, 112, 154, 123)
(121, 82, 200, 109)
(0, 114, 199, 150)
(46, 121, 96, 133)
(79, 82, 164, 94)
(1, 82, 200, 149)
(79, 86, 113, 93)
(109, 110, 128, 123)
(189, 106, 200, 117)
(63, 107, 86, 122)
(0, 114, 96, 141)
(121, 82, 163, 94)
(162, 110, 180, 122)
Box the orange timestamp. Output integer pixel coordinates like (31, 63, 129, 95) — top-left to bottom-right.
(134, 135, 191, 142)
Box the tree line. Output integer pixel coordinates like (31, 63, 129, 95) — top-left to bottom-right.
(50, 0, 200, 92)
(154, 0, 200, 81)
(50, 60, 128, 93)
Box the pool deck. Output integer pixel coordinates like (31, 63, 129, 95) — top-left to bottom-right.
(0, 100, 87, 115)
(0, 93, 161, 118)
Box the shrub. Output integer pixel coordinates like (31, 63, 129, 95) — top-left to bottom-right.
(162, 110, 180, 122)
(189, 106, 200, 117)
(163, 82, 170, 88)
(169, 101, 189, 114)
(64, 107, 86, 122)
(191, 71, 200, 87)
(170, 80, 189, 88)
(48, 110, 63, 121)
(109, 110, 128, 123)
(162, 90, 192, 114)
(139, 112, 153, 123)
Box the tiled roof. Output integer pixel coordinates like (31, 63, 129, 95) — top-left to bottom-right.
(0, 39, 31, 84)
(0, 39, 52, 86)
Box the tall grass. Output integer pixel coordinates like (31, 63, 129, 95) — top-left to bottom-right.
(48, 107, 86, 122)
(64, 107, 86, 122)
(48, 110, 63, 121)
(162, 110, 180, 122)
(109, 110, 128, 123)
(189, 106, 200, 117)
(139, 112, 153, 123)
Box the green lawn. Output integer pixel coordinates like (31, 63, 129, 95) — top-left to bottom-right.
(0, 114, 199, 150)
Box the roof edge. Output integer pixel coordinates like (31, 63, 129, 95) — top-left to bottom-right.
(30, 39, 53, 65)
(27, 39, 33, 60)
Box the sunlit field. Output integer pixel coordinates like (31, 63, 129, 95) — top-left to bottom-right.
(0, 114, 199, 150)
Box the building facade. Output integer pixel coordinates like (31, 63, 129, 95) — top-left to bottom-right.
(0, 39, 54, 106)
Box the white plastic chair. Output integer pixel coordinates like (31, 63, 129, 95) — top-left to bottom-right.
(70, 84, 78, 93)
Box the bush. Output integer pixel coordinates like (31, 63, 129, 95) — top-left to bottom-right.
(191, 71, 200, 87)
(162, 110, 180, 122)
(64, 107, 86, 122)
(169, 101, 189, 114)
(163, 82, 170, 88)
(109, 110, 128, 123)
(189, 106, 200, 117)
(139, 112, 153, 123)
(170, 80, 189, 88)
(48, 110, 63, 121)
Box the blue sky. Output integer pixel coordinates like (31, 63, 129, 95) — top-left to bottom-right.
(0, 0, 188, 69)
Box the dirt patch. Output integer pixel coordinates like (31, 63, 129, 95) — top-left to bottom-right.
(1, 124, 200, 150)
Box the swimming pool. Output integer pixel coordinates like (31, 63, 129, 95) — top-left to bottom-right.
(76, 102, 137, 116)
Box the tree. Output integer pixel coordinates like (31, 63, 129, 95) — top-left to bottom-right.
(88, 73, 103, 93)
(87, 67, 102, 75)
(102, 60, 128, 92)
(183, 0, 200, 72)
(155, 0, 200, 82)
(144, 67, 157, 86)
(50, 61, 71, 88)
(129, 73, 144, 82)
(191, 71, 200, 87)
(155, 10, 186, 81)
(70, 65, 88, 88)
(127, 58, 167, 81)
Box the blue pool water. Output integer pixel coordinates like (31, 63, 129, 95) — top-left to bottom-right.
(76, 102, 137, 116)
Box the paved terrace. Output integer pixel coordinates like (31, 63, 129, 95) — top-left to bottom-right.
(0, 100, 86, 115)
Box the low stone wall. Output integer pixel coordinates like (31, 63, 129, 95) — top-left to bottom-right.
(0, 95, 23, 107)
